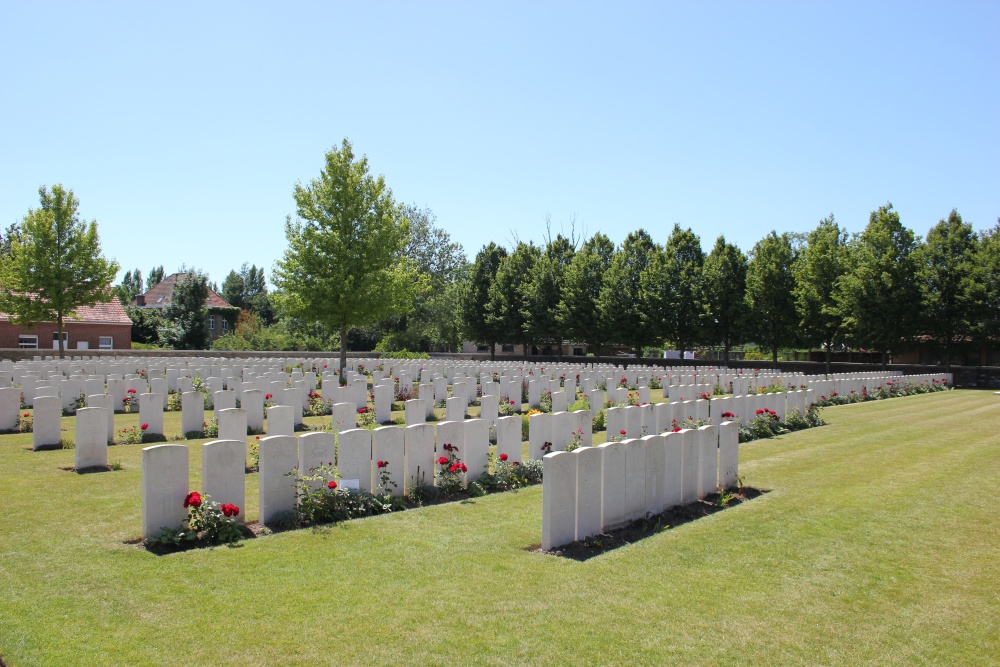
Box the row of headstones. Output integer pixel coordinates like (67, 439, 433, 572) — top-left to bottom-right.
(806, 373, 952, 399)
(541, 422, 740, 550)
(140, 416, 527, 538)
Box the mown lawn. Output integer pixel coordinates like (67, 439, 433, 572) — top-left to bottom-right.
(0, 390, 997, 666)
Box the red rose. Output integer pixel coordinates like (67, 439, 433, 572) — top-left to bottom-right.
(459, 463, 468, 473)
(127, 388, 136, 394)
(232, 505, 239, 517)
(265, 393, 273, 400)
(672, 427, 682, 433)
(437, 456, 449, 465)
(327, 480, 338, 490)
(619, 429, 626, 435)
(23, 412, 29, 417)
(756, 409, 764, 415)
(510, 400, 515, 405)
(184, 491, 201, 508)
(513, 461, 520, 467)
(449, 463, 459, 473)
(499, 453, 508, 461)
(255, 436, 260, 440)
(377, 460, 387, 468)
(141, 423, 149, 431)
(222, 504, 233, 517)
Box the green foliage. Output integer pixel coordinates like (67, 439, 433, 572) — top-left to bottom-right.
(702, 235, 749, 361)
(746, 231, 799, 365)
(462, 242, 507, 356)
(125, 306, 164, 345)
(598, 229, 657, 355)
(794, 216, 848, 368)
(486, 242, 540, 352)
(273, 138, 422, 370)
(147, 265, 164, 288)
(525, 233, 576, 353)
(837, 204, 921, 365)
(558, 232, 614, 355)
(375, 348, 430, 359)
(221, 262, 275, 325)
(978, 219, 1000, 344)
(0, 184, 120, 358)
(113, 268, 144, 306)
(643, 224, 705, 355)
(915, 210, 979, 365)
(158, 272, 211, 350)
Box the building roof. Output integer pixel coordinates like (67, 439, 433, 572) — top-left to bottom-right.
(132, 273, 233, 310)
(0, 294, 132, 325)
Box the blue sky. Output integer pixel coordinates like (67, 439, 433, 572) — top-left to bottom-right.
(2, 1, 997, 288)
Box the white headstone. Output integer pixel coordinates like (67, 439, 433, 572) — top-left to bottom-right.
(541, 451, 577, 551)
(75, 407, 108, 469)
(337, 428, 373, 493)
(202, 439, 246, 522)
(575, 445, 603, 541)
(496, 415, 522, 464)
(141, 444, 189, 538)
(181, 391, 204, 435)
(258, 435, 298, 524)
(404, 423, 435, 495)
(31, 394, 61, 450)
(267, 405, 294, 436)
(372, 426, 405, 496)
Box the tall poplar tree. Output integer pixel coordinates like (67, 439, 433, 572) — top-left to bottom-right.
(0, 185, 119, 358)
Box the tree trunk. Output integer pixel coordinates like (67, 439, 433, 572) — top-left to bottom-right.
(57, 313, 65, 359)
(339, 324, 348, 372)
(723, 342, 730, 366)
(881, 351, 888, 371)
(557, 338, 563, 361)
(772, 345, 779, 369)
(523, 342, 529, 362)
(489, 342, 495, 361)
(824, 341, 832, 378)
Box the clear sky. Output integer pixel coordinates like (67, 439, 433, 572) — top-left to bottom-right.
(2, 1, 997, 288)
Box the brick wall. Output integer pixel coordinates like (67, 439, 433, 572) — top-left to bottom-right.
(0, 322, 132, 350)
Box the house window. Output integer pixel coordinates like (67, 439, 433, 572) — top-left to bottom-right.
(501, 344, 514, 353)
(52, 332, 68, 349)
(99, 336, 113, 349)
(209, 316, 215, 330)
(222, 319, 229, 331)
(19, 335, 38, 348)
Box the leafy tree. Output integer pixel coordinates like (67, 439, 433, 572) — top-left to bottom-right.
(462, 242, 508, 360)
(558, 232, 615, 356)
(525, 234, 575, 358)
(745, 231, 799, 367)
(915, 210, 979, 366)
(221, 262, 275, 324)
(977, 218, 1000, 347)
(702, 235, 749, 363)
(598, 229, 657, 356)
(794, 215, 848, 374)
(158, 271, 210, 350)
(113, 268, 144, 306)
(125, 306, 164, 345)
(147, 265, 164, 288)
(0, 185, 119, 358)
(272, 139, 421, 370)
(836, 203, 921, 368)
(378, 205, 467, 352)
(1, 222, 21, 258)
(643, 224, 704, 357)
(487, 242, 540, 359)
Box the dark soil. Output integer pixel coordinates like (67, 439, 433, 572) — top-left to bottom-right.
(60, 465, 122, 474)
(528, 487, 768, 561)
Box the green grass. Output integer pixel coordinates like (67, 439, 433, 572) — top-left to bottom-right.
(1, 390, 998, 666)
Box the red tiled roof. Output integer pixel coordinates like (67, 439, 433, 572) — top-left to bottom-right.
(133, 273, 233, 309)
(0, 294, 132, 324)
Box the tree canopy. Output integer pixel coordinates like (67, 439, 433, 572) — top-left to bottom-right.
(0, 185, 119, 357)
(272, 139, 422, 370)
(746, 231, 798, 366)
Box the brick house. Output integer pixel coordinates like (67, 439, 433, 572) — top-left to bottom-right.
(131, 273, 236, 340)
(0, 297, 132, 350)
